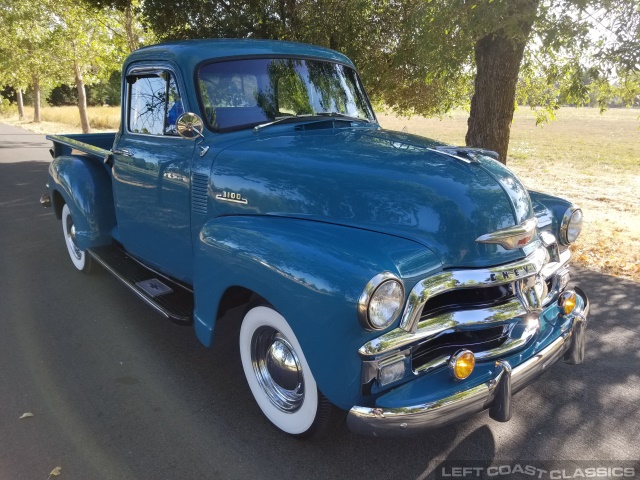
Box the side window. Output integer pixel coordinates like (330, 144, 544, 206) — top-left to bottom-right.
(128, 71, 184, 136)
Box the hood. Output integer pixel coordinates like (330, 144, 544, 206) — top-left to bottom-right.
(210, 124, 534, 268)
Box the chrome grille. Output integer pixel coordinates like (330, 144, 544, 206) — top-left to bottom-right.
(359, 242, 572, 391)
(411, 325, 509, 373)
(421, 284, 514, 319)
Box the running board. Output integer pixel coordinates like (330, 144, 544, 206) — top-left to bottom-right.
(88, 245, 194, 325)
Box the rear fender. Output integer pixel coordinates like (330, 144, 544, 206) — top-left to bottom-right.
(49, 155, 116, 250)
(193, 215, 441, 409)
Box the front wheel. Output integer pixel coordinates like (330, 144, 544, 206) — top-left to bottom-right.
(61, 204, 92, 273)
(239, 305, 342, 437)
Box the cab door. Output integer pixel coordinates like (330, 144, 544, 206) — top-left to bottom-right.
(112, 66, 196, 283)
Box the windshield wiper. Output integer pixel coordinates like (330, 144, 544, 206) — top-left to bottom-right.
(315, 112, 371, 123)
(253, 112, 371, 132)
(253, 114, 316, 132)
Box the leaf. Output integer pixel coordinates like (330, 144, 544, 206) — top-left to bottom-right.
(49, 467, 62, 477)
(19, 412, 34, 419)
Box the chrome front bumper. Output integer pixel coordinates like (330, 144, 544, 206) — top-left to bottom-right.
(347, 287, 589, 437)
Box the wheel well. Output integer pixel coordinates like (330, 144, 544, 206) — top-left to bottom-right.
(215, 286, 255, 322)
(52, 190, 65, 219)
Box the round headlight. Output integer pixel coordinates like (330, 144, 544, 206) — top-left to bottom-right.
(358, 273, 404, 330)
(560, 207, 583, 245)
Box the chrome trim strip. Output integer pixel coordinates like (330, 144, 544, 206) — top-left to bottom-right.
(428, 146, 499, 164)
(360, 299, 525, 357)
(399, 246, 549, 334)
(404, 315, 538, 376)
(475, 218, 538, 250)
(347, 289, 589, 437)
(474, 317, 538, 361)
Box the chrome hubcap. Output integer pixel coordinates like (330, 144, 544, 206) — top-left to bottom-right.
(251, 327, 304, 413)
(65, 214, 82, 260)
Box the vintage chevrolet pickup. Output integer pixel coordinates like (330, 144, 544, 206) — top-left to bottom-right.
(41, 39, 589, 438)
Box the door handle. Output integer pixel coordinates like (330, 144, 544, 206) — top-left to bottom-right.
(112, 148, 132, 156)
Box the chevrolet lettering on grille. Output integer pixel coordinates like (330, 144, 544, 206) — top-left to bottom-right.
(490, 264, 533, 282)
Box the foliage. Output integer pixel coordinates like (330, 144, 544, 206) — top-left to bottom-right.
(130, 0, 639, 121)
(0, 95, 12, 114)
(0, 0, 61, 90)
(47, 85, 78, 107)
(516, 0, 640, 122)
(0, 0, 142, 124)
(47, 72, 122, 107)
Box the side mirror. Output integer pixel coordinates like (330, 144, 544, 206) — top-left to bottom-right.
(176, 112, 205, 139)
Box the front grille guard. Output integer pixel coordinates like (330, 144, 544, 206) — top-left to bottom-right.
(359, 241, 572, 390)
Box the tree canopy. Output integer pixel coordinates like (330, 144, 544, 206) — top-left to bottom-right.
(131, 0, 640, 162)
(0, 0, 143, 128)
(2, 0, 638, 158)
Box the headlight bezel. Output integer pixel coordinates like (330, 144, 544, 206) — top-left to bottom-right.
(358, 272, 405, 331)
(559, 206, 583, 245)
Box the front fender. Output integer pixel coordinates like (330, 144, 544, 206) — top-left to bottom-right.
(49, 155, 116, 250)
(193, 215, 441, 409)
(529, 190, 574, 236)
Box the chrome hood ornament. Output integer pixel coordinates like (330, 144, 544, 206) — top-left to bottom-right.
(476, 218, 538, 250)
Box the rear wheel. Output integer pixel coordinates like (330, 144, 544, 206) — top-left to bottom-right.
(239, 305, 342, 437)
(61, 204, 92, 273)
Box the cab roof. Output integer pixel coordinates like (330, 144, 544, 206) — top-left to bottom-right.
(124, 39, 355, 73)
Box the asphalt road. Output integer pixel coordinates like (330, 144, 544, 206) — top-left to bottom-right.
(0, 123, 638, 480)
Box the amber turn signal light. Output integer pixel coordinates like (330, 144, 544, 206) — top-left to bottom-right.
(449, 349, 476, 380)
(558, 290, 577, 315)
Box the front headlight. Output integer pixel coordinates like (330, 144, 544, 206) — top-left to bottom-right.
(560, 207, 583, 245)
(358, 273, 404, 330)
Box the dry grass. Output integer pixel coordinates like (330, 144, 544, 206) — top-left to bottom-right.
(379, 107, 640, 281)
(0, 106, 120, 133)
(2, 105, 639, 280)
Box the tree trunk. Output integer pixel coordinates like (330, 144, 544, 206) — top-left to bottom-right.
(16, 88, 25, 120)
(33, 76, 41, 123)
(124, 4, 138, 52)
(74, 63, 91, 133)
(465, 0, 539, 164)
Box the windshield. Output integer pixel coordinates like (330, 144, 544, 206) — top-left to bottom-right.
(197, 58, 375, 131)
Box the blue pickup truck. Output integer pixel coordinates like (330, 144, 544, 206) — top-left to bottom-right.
(42, 39, 589, 438)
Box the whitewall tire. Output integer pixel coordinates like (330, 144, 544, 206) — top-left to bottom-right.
(61, 204, 92, 273)
(239, 305, 340, 437)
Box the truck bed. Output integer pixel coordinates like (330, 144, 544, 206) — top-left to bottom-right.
(46, 132, 116, 160)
